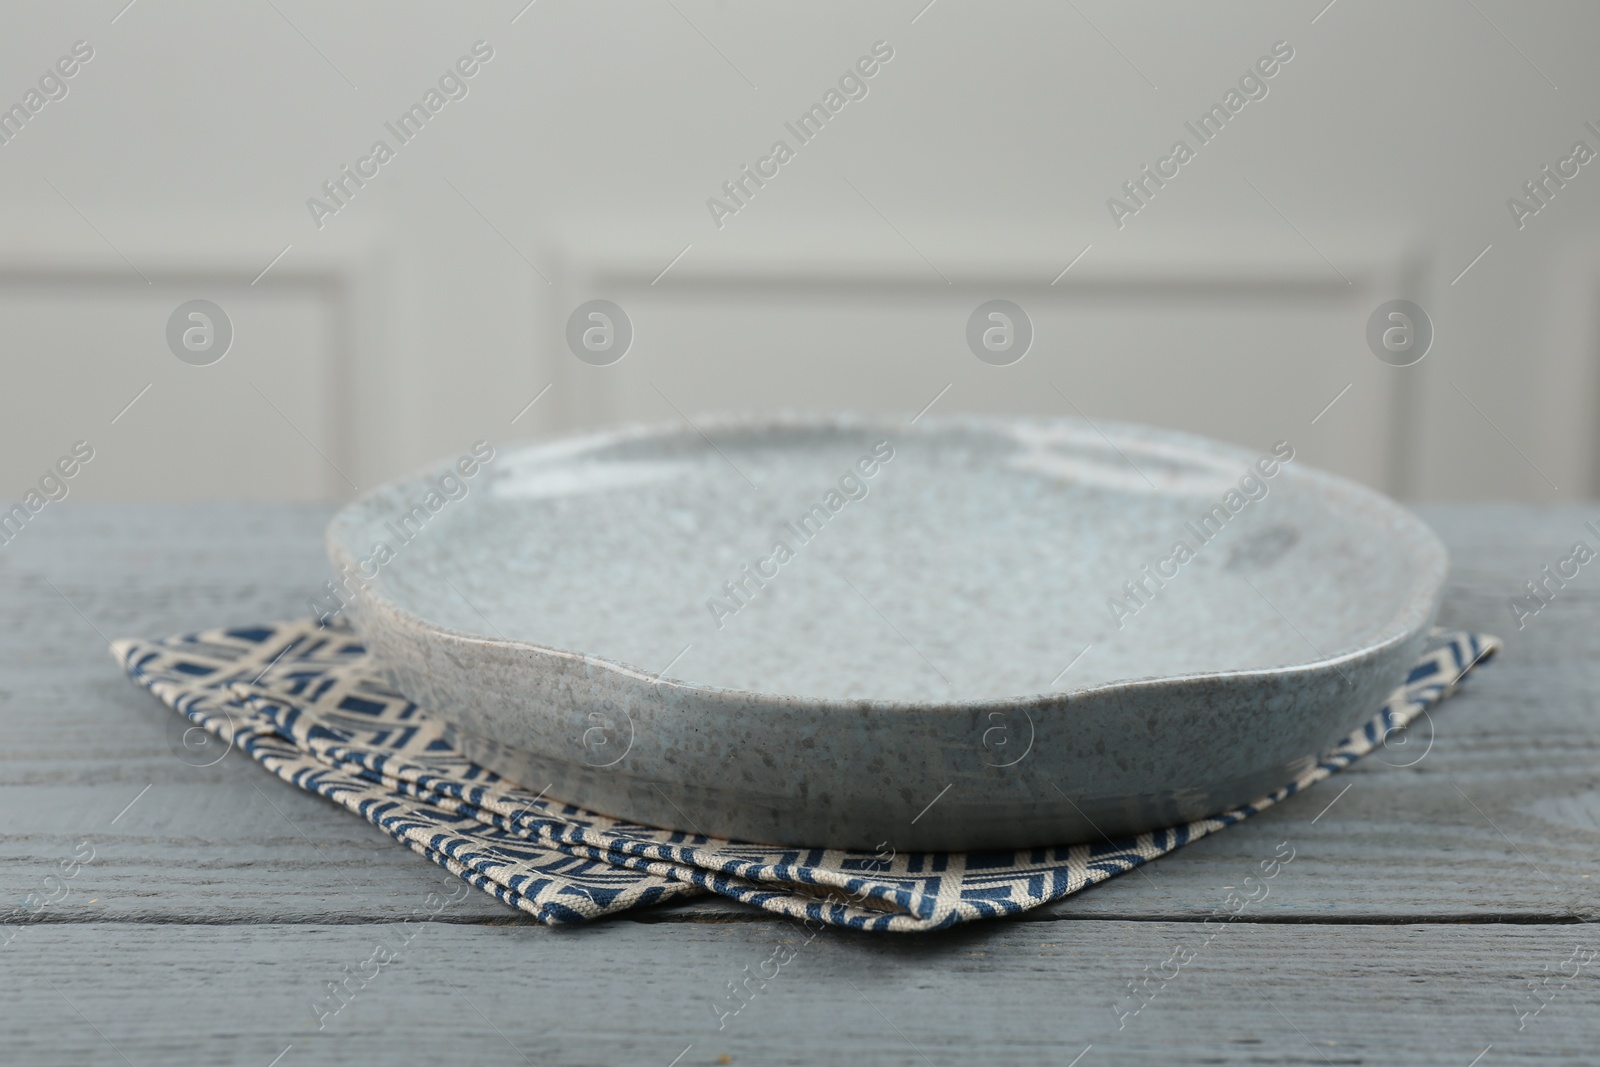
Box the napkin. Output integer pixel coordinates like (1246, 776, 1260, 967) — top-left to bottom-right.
(112, 620, 1498, 932)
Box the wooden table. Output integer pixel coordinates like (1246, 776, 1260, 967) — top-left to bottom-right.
(2, 504, 1596, 1065)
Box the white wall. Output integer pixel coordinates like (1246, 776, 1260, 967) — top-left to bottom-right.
(1, 0, 1595, 503)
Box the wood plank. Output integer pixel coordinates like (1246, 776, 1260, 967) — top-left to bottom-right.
(3, 920, 1597, 1065)
(1, 504, 1597, 925)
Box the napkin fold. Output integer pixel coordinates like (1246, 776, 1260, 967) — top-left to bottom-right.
(113, 620, 1498, 932)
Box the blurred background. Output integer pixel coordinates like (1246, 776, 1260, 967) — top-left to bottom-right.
(1, 0, 1595, 505)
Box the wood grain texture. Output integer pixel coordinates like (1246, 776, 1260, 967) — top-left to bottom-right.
(5, 921, 1598, 1066)
(1, 503, 1598, 1063)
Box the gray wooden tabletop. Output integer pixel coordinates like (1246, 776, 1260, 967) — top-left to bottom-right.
(2, 503, 1596, 1066)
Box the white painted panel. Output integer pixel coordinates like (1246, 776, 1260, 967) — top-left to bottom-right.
(551, 255, 1410, 496)
(0, 276, 339, 502)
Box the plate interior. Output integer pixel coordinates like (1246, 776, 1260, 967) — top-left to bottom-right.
(331, 418, 1437, 703)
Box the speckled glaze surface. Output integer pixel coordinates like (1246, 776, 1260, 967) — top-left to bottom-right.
(326, 414, 1447, 851)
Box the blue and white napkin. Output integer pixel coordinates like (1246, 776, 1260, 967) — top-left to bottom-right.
(112, 620, 1498, 932)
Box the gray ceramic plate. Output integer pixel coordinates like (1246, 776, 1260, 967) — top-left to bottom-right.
(327, 414, 1446, 851)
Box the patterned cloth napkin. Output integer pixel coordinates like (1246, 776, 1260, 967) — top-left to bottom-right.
(112, 620, 1499, 932)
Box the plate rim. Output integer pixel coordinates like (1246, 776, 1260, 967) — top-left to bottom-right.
(326, 411, 1448, 712)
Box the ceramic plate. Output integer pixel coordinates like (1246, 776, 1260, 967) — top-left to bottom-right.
(326, 414, 1446, 850)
